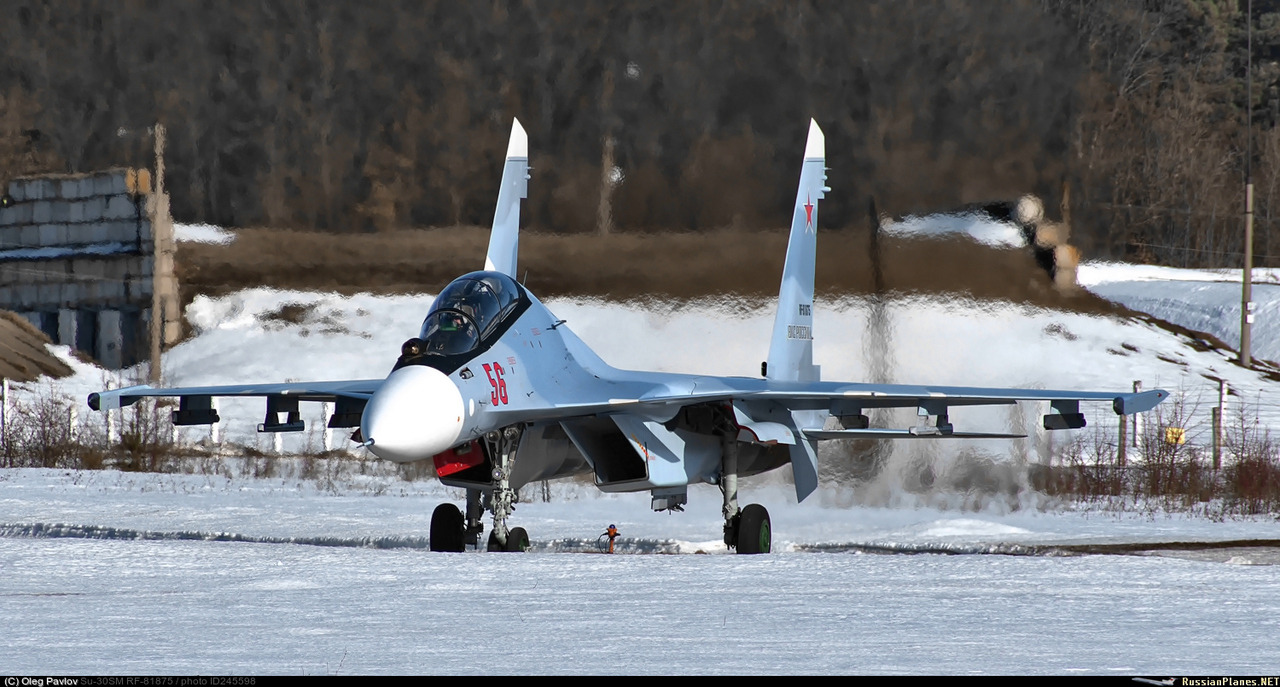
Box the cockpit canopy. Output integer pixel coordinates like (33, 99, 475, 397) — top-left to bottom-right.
(415, 271, 523, 358)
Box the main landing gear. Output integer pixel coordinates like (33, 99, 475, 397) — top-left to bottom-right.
(428, 425, 530, 553)
(430, 423, 774, 555)
(429, 503, 465, 552)
(720, 434, 772, 554)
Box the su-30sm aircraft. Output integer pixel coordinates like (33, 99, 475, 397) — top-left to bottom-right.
(90, 119, 1168, 554)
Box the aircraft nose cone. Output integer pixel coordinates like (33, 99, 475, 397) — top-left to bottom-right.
(361, 365, 465, 463)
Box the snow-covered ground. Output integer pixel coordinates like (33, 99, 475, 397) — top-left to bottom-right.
(2, 469, 1278, 675)
(4, 218, 1280, 674)
(1080, 262, 1280, 366)
(174, 222, 235, 245)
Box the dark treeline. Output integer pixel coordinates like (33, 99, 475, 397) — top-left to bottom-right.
(2, 0, 1279, 266)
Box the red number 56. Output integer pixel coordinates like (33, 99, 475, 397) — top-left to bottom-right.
(483, 363, 508, 405)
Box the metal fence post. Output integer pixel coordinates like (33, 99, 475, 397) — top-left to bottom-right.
(104, 383, 116, 446)
(322, 402, 333, 453)
(210, 397, 220, 446)
(1212, 406, 1222, 471)
(1132, 380, 1142, 450)
(1, 378, 8, 450)
(1118, 413, 1127, 468)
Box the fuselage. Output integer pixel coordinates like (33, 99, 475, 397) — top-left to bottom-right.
(360, 270, 793, 494)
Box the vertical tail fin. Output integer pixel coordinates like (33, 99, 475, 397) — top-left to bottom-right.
(484, 119, 529, 277)
(765, 119, 827, 383)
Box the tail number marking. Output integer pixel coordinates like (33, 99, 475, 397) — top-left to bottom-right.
(483, 363, 509, 405)
(787, 325, 812, 340)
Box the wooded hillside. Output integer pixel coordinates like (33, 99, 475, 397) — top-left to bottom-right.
(2, 0, 1278, 267)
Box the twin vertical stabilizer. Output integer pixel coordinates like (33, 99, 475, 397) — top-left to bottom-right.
(766, 119, 827, 383)
(484, 119, 529, 277)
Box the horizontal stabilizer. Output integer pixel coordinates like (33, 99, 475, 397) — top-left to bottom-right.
(804, 429, 1026, 440)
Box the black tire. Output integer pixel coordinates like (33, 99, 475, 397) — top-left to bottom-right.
(429, 503, 465, 552)
(505, 527, 530, 552)
(736, 504, 771, 554)
(486, 530, 503, 552)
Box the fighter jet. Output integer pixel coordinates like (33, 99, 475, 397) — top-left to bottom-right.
(89, 118, 1169, 554)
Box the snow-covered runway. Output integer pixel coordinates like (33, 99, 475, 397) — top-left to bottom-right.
(2, 470, 1277, 675)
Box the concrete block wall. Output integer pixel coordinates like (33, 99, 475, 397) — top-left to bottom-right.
(15, 306, 147, 368)
(0, 168, 170, 369)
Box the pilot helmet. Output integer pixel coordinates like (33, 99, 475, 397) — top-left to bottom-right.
(440, 312, 464, 332)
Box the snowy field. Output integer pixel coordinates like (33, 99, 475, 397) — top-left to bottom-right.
(4, 218, 1280, 674)
(2, 469, 1279, 675)
(1080, 262, 1280, 365)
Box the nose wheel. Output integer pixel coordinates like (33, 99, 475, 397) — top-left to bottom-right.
(434, 425, 529, 553)
(489, 526, 529, 552)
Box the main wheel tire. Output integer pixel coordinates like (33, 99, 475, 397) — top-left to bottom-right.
(429, 503, 465, 553)
(736, 504, 771, 554)
(505, 527, 530, 552)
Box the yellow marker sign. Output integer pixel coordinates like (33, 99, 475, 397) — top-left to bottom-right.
(1165, 427, 1186, 445)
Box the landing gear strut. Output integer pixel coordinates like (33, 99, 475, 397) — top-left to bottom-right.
(720, 433, 771, 554)
(484, 424, 524, 552)
(429, 425, 529, 553)
(465, 488, 484, 547)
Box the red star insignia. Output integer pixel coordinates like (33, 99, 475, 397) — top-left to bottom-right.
(804, 196, 815, 228)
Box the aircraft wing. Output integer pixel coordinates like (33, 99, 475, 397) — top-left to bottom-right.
(749, 382, 1170, 416)
(476, 375, 1165, 505)
(481, 378, 1168, 426)
(476, 378, 1167, 437)
(88, 379, 383, 411)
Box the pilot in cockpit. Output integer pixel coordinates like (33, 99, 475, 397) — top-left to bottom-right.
(439, 311, 467, 332)
(453, 299, 479, 323)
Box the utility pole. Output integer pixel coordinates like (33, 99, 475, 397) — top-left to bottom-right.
(1132, 380, 1143, 449)
(147, 122, 178, 385)
(1213, 379, 1227, 470)
(1242, 0, 1255, 366)
(149, 123, 167, 383)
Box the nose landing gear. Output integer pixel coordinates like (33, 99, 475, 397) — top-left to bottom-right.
(491, 526, 529, 552)
(429, 425, 530, 553)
